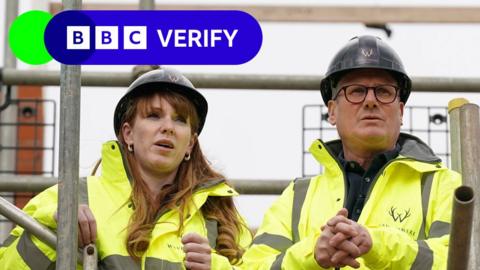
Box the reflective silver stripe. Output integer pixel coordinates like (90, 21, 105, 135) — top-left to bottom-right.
(270, 252, 286, 270)
(411, 240, 433, 270)
(1, 234, 18, 247)
(292, 177, 310, 243)
(99, 255, 140, 270)
(418, 172, 435, 240)
(16, 232, 55, 269)
(145, 257, 182, 269)
(252, 233, 293, 252)
(100, 255, 183, 270)
(79, 177, 89, 205)
(428, 221, 450, 238)
(205, 218, 218, 249)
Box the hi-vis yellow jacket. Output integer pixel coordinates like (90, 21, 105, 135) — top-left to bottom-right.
(0, 141, 251, 270)
(242, 133, 461, 270)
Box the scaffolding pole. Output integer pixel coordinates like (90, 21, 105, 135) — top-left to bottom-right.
(0, 0, 18, 242)
(0, 195, 57, 249)
(449, 100, 480, 270)
(56, 0, 82, 269)
(56, 65, 81, 268)
(2, 68, 480, 93)
(0, 195, 100, 269)
(0, 175, 290, 195)
(48, 4, 480, 24)
(447, 186, 474, 270)
(448, 98, 470, 173)
(139, 0, 154, 10)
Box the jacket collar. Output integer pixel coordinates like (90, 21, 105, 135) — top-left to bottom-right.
(396, 133, 441, 162)
(310, 133, 442, 175)
(99, 140, 132, 183)
(98, 140, 237, 196)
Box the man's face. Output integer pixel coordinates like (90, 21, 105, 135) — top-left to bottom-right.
(327, 69, 404, 152)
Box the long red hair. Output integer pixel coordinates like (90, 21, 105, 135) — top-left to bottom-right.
(117, 90, 247, 263)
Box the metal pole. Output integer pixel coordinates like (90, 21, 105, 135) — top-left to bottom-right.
(139, 0, 155, 10)
(0, 175, 57, 191)
(56, 0, 82, 268)
(56, 66, 82, 267)
(458, 103, 480, 270)
(0, 175, 291, 194)
(0, 195, 56, 247)
(0, 194, 88, 265)
(83, 244, 98, 270)
(447, 186, 475, 270)
(230, 179, 290, 194)
(0, 0, 19, 242)
(47, 3, 480, 24)
(136, 0, 155, 79)
(448, 98, 469, 173)
(2, 1, 17, 68)
(3, 68, 480, 93)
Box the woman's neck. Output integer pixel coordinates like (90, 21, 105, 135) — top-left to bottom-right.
(138, 167, 179, 197)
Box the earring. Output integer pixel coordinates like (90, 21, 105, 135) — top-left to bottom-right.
(127, 144, 134, 152)
(184, 153, 191, 161)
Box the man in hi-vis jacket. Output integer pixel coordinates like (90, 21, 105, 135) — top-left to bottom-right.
(242, 35, 461, 269)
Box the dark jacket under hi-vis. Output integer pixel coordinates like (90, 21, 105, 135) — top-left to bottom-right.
(0, 141, 251, 270)
(242, 133, 461, 269)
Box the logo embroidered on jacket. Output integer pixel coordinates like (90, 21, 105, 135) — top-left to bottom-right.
(380, 224, 416, 237)
(167, 243, 183, 251)
(388, 206, 411, 223)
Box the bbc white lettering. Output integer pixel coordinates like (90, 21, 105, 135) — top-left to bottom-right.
(67, 26, 90, 50)
(95, 26, 118, 49)
(156, 29, 238, 48)
(67, 26, 147, 50)
(123, 26, 147, 49)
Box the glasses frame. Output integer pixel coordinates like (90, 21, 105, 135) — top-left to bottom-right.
(335, 84, 400, 104)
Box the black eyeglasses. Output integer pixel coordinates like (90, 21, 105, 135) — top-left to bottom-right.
(335, 84, 400, 104)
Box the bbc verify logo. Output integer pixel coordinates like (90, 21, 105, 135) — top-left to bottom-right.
(66, 26, 238, 50)
(43, 10, 262, 64)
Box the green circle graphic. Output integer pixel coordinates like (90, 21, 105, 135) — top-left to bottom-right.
(9, 10, 53, 65)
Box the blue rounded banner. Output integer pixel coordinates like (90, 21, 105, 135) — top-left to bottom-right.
(44, 10, 263, 65)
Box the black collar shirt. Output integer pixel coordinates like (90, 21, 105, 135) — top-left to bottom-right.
(338, 144, 400, 221)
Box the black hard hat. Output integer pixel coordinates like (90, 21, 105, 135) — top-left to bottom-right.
(320, 35, 412, 104)
(113, 68, 208, 135)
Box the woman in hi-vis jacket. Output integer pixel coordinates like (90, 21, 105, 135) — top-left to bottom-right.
(0, 67, 251, 270)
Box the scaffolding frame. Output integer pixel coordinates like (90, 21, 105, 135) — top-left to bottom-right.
(2, 68, 480, 92)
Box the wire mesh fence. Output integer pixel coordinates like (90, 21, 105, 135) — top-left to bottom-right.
(0, 98, 56, 175)
(0, 98, 56, 241)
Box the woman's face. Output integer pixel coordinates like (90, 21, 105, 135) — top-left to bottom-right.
(122, 94, 196, 178)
